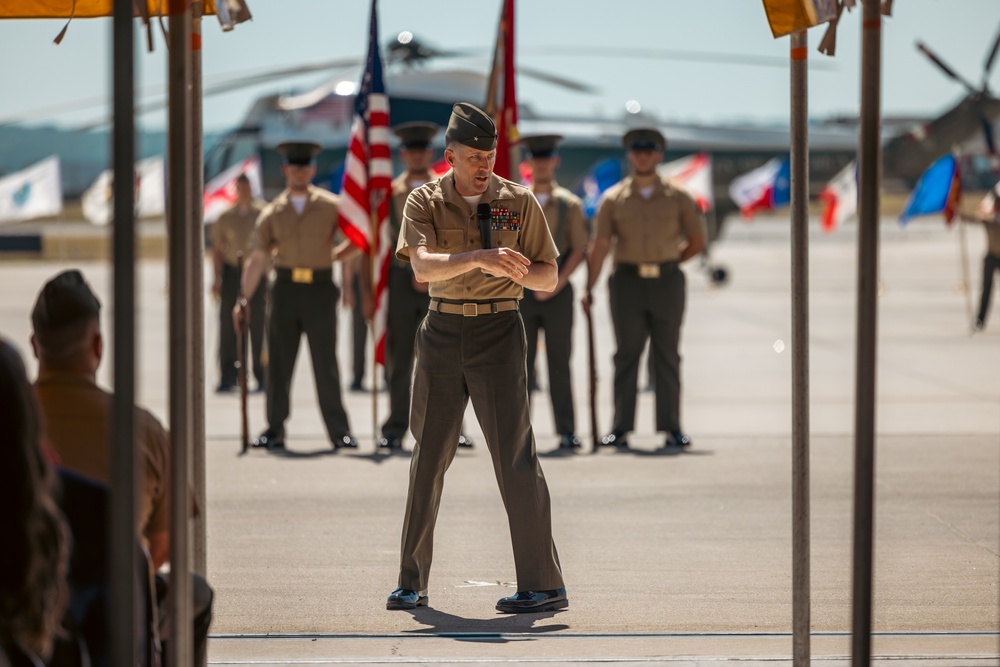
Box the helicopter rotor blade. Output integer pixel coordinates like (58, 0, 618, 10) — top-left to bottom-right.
(516, 66, 598, 94)
(916, 41, 978, 93)
(983, 23, 1000, 89)
(520, 45, 837, 71)
(71, 57, 365, 131)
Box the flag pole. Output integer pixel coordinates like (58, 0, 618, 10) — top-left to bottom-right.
(789, 28, 811, 667)
(371, 209, 379, 450)
(851, 2, 883, 664)
(958, 212, 974, 328)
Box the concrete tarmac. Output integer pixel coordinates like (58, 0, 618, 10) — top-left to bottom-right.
(0, 214, 997, 665)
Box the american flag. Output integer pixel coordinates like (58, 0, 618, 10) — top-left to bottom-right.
(339, 0, 392, 364)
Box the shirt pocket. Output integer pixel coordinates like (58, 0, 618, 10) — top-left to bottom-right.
(495, 230, 519, 251)
(436, 228, 466, 254)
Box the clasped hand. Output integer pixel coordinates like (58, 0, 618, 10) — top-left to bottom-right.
(479, 247, 530, 281)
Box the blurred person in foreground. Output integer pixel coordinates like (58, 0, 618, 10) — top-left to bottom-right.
(29, 269, 213, 666)
(0, 339, 69, 665)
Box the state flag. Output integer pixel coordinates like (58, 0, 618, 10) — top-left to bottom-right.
(0, 156, 62, 224)
(729, 157, 791, 219)
(818, 160, 857, 233)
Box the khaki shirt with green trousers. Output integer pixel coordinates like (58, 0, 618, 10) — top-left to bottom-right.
(394, 170, 565, 600)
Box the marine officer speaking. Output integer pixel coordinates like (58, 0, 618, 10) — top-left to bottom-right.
(237, 141, 359, 451)
(519, 134, 589, 451)
(583, 128, 705, 451)
(386, 103, 568, 614)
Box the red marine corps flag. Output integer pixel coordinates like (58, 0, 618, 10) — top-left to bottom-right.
(339, 0, 392, 364)
(484, 0, 518, 180)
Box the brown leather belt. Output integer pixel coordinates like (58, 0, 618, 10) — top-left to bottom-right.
(429, 299, 518, 317)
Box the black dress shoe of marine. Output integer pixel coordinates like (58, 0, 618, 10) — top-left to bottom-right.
(334, 435, 359, 450)
(558, 434, 581, 450)
(386, 588, 428, 610)
(600, 430, 629, 449)
(252, 431, 284, 450)
(458, 433, 475, 448)
(496, 587, 568, 614)
(666, 430, 692, 448)
(378, 435, 403, 451)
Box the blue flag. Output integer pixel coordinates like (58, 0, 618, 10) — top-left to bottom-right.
(899, 154, 960, 225)
(578, 157, 623, 218)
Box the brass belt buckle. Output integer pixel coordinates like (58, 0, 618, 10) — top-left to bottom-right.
(462, 303, 478, 317)
(292, 268, 313, 284)
(638, 263, 660, 279)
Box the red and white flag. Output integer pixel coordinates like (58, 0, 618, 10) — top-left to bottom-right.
(485, 0, 519, 180)
(202, 156, 263, 223)
(658, 152, 713, 212)
(431, 157, 451, 178)
(818, 160, 857, 233)
(339, 0, 392, 364)
(728, 157, 791, 219)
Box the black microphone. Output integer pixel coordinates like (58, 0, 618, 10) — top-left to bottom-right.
(477, 202, 492, 250)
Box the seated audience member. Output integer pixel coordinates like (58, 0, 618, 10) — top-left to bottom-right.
(29, 270, 213, 666)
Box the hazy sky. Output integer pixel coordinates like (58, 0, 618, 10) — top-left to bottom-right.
(0, 0, 996, 132)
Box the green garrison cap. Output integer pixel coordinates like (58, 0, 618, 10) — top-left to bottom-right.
(520, 134, 563, 158)
(393, 121, 439, 149)
(31, 269, 101, 331)
(623, 128, 667, 151)
(277, 141, 322, 166)
(445, 102, 497, 151)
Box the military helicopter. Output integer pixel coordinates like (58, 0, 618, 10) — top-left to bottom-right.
(200, 29, 1000, 244)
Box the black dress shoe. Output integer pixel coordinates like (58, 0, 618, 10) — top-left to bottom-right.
(349, 380, 365, 393)
(334, 435, 359, 449)
(386, 588, 428, 610)
(496, 587, 568, 614)
(215, 382, 236, 394)
(378, 435, 403, 451)
(666, 429, 691, 448)
(458, 433, 474, 448)
(600, 430, 629, 449)
(558, 434, 581, 450)
(252, 431, 284, 450)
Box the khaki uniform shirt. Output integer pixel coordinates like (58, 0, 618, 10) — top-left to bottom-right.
(391, 172, 429, 269)
(35, 372, 170, 538)
(396, 171, 559, 301)
(595, 175, 704, 264)
(535, 183, 589, 256)
(250, 185, 343, 269)
(212, 200, 265, 266)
